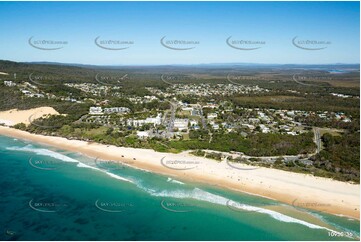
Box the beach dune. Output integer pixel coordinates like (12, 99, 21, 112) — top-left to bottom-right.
(0, 106, 59, 126)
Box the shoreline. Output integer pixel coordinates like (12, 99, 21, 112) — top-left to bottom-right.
(0, 126, 359, 220)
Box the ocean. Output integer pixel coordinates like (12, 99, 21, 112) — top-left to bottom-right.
(328, 70, 348, 74)
(0, 135, 359, 241)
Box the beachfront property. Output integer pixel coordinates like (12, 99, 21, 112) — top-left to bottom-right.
(0, 1, 359, 241)
(136, 130, 149, 138)
(79, 90, 354, 140)
(127, 113, 162, 127)
(104, 107, 130, 114)
(89, 106, 130, 115)
(173, 118, 189, 131)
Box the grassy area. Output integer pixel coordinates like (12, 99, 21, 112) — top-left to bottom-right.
(318, 128, 343, 137)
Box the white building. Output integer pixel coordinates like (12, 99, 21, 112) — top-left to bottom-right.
(129, 120, 146, 127)
(4, 81, 16, 87)
(259, 124, 270, 133)
(127, 113, 162, 127)
(212, 123, 220, 130)
(287, 111, 296, 117)
(207, 113, 218, 120)
(182, 106, 193, 111)
(89, 107, 103, 115)
(137, 131, 149, 138)
(189, 120, 198, 127)
(174, 118, 189, 130)
(145, 113, 162, 125)
(30, 93, 45, 98)
(248, 118, 260, 124)
(104, 107, 130, 114)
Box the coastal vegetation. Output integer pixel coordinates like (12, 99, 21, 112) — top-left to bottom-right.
(2, 60, 359, 183)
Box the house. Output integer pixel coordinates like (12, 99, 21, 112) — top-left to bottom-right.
(137, 131, 149, 138)
(20, 89, 31, 94)
(248, 118, 260, 124)
(4, 81, 16, 87)
(259, 124, 270, 133)
(287, 111, 295, 117)
(191, 109, 200, 116)
(207, 113, 217, 120)
(189, 120, 198, 126)
(89, 107, 103, 115)
(212, 123, 220, 130)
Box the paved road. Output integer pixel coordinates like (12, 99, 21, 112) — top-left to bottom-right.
(313, 127, 322, 153)
(167, 102, 177, 132)
(199, 105, 207, 129)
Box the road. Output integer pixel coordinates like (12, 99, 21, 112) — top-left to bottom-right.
(167, 101, 177, 132)
(198, 104, 207, 129)
(313, 127, 322, 154)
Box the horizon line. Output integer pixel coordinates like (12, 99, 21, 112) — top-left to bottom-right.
(3, 60, 360, 67)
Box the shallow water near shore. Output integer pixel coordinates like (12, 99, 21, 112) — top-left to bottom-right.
(0, 135, 359, 241)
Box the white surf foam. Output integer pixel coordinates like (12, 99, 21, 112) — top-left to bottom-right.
(77, 162, 102, 170)
(5, 145, 346, 234)
(139, 186, 338, 232)
(6, 145, 78, 163)
(76, 161, 133, 183)
(7, 145, 133, 184)
(167, 177, 185, 185)
(104, 171, 134, 183)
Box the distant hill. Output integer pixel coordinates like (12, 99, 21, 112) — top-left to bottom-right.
(13, 60, 361, 70)
(0, 60, 359, 85)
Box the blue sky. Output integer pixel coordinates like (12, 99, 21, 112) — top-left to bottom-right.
(0, 1, 359, 65)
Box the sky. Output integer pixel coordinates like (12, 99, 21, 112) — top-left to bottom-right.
(0, 1, 359, 65)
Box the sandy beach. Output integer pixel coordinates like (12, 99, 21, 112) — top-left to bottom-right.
(0, 125, 359, 219)
(0, 107, 59, 126)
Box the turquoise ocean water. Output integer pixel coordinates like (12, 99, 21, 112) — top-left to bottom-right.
(0, 135, 359, 241)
